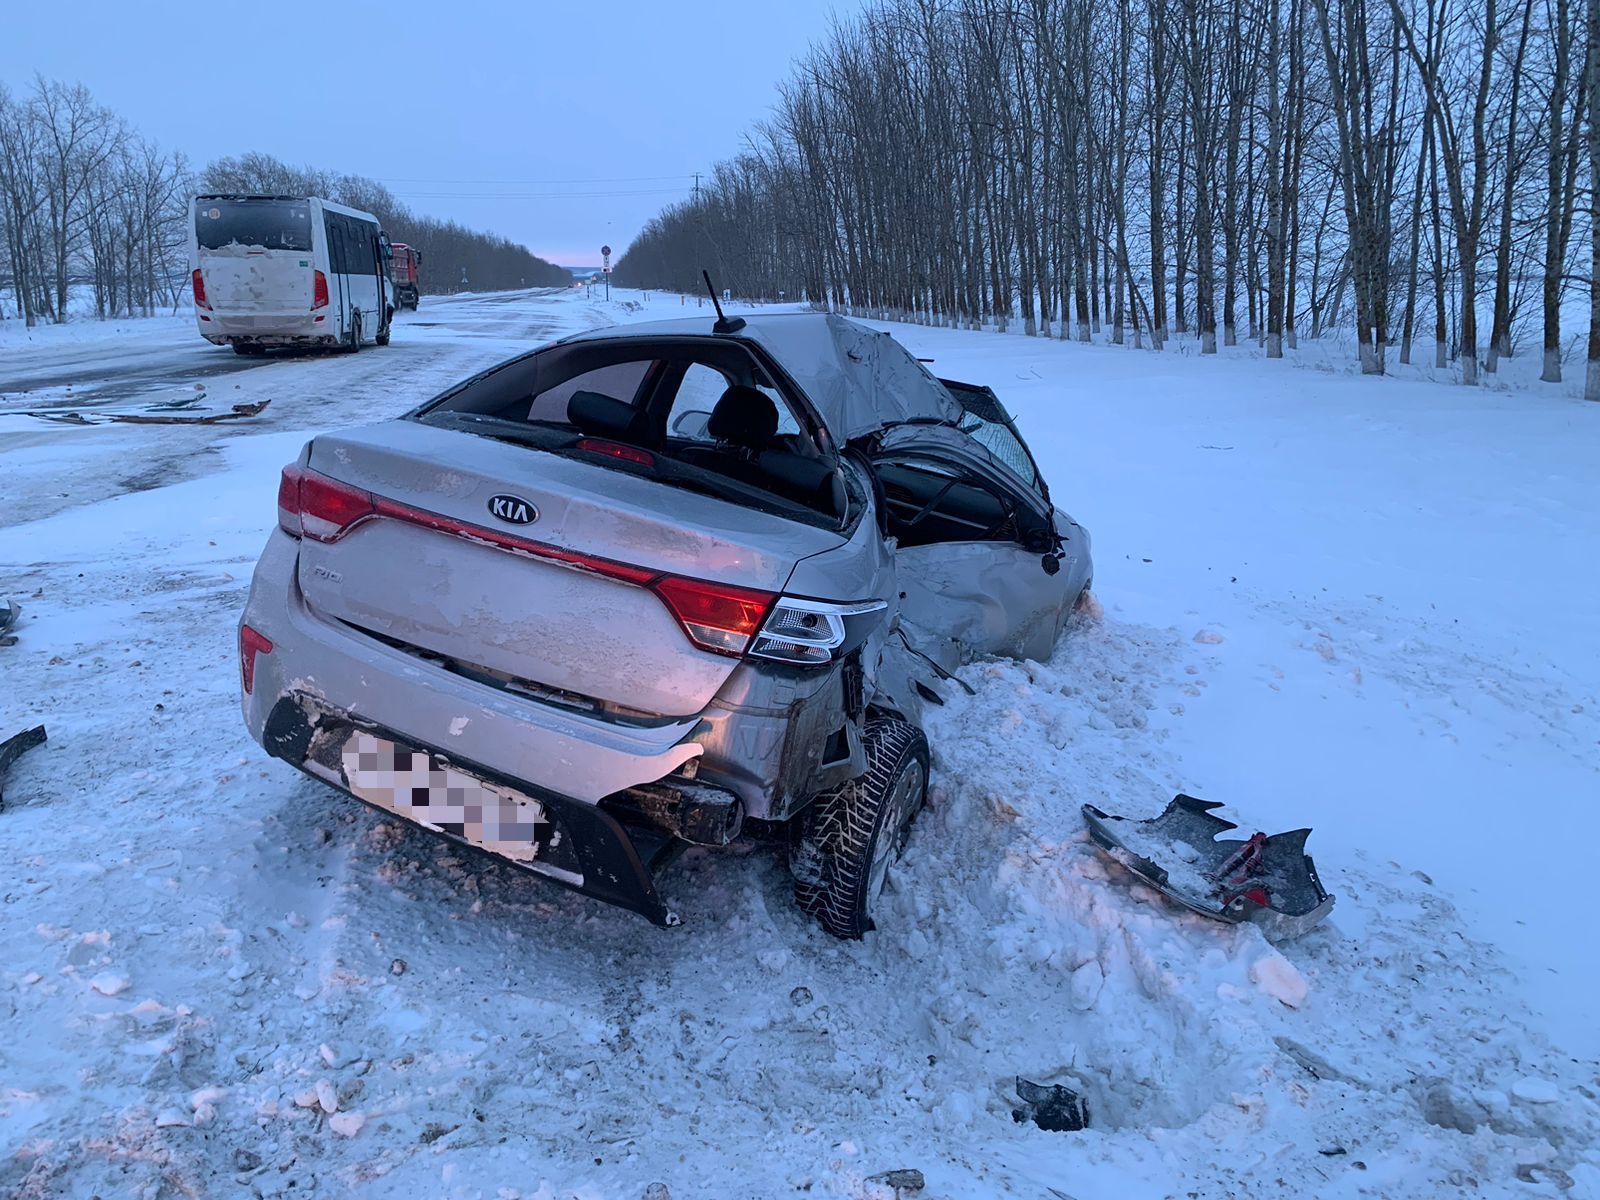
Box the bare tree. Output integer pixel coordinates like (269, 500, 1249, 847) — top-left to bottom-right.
(609, 0, 1590, 395)
(1587, 0, 1600, 398)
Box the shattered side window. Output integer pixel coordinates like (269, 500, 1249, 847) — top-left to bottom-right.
(960, 412, 1036, 488)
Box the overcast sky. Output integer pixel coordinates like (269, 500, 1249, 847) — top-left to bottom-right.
(3, 0, 861, 266)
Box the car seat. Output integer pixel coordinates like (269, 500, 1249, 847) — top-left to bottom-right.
(676, 386, 777, 484)
(569, 389, 656, 446)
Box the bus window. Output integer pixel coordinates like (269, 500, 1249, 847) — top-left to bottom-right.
(325, 213, 346, 272)
(197, 199, 313, 251)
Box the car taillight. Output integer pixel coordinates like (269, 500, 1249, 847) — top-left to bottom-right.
(312, 270, 329, 310)
(276, 465, 376, 542)
(749, 597, 888, 666)
(652, 577, 775, 656)
(277, 465, 304, 535)
(191, 269, 210, 311)
(240, 624, 273, 694)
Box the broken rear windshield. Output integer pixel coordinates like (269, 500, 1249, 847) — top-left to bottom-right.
(195, 200, 313, 251)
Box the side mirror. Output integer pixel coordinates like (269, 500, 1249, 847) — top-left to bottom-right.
(1041, 554, 1061, 576)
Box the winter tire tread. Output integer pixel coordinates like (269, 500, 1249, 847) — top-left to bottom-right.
(793, 716, 929, 940)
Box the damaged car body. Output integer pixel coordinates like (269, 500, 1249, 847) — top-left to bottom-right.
(239, 313, 1092, 937)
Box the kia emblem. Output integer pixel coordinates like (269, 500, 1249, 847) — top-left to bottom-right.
(487, 494, 538, 525)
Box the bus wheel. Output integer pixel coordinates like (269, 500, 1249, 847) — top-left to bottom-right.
(346, 312, 362, 354)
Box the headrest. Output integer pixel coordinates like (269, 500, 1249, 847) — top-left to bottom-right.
(569, 390, 652, 444)
(707, 385, 779, 450)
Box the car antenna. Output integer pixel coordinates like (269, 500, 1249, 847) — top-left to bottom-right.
(703, 270, 745, 334)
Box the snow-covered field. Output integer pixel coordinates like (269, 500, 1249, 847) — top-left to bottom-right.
(2, 289, 1596, 1199)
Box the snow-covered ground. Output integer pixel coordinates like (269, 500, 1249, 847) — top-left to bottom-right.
(2, 289, 1596, 1199)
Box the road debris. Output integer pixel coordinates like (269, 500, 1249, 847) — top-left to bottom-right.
(866, 1168, 925, 1194)
(1013, 1077, 1090, 1132)
(109, 399, 271, 425)
(23, 399, 271, 426)
(0, 724, 47, 809)
(1082, 794, 1335, 939)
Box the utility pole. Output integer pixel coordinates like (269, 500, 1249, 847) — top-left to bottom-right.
(693, 172, 701, 203)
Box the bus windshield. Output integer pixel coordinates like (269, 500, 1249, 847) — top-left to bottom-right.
(196, 199, 313, 252)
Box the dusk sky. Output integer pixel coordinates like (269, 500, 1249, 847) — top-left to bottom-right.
(3, 0, 863, 265)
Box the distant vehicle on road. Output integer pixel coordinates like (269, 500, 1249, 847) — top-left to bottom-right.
(189, 194, 395, 355)
(391, 242, 423, 310)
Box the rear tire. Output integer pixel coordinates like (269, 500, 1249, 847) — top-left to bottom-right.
(346, 312, 362, 353)
(793, 717, 929, 940)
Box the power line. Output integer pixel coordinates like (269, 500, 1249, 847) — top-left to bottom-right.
(392, 186, 693, 201)
(381, 174, 697, 186)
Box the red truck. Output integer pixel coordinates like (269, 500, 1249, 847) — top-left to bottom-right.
(391, 243, 422, 310)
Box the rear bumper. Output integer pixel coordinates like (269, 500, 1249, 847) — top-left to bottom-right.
(260, 692, 680, 924)
(197, 312, 334, 345)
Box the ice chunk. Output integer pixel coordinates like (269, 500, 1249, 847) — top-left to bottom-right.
(1511, 1078, 1559, 1105)
(329, 1111, 365, 1137)
(89, 971, 130, 996)
(1250, 951, 1309, 1009)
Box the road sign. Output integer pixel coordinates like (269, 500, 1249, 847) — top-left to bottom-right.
(601, 244, 611, 256)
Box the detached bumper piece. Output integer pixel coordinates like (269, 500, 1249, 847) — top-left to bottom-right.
(1082, 795, 1334, 940)
(0, 725, 47, 809)
(262, 695, 680, 926)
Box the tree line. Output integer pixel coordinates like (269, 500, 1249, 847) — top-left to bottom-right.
(0, 80, 190, 325)
(613, 0, 1599, 396)
(0, 78, 566, 328)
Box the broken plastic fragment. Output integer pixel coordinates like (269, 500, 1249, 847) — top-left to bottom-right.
(1013, 1077, 1089, 1132)
(1081, 795, 1334, 939)
(0, 725, 47, 809)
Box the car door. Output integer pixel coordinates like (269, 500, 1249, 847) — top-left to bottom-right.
(871, 384, 1080, 665)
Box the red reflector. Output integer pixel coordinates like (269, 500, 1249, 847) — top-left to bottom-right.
(576, 438, 655, 467)
(366, 494, 660, 586)
(312, 270, 329, 310)
(652, 576, 774, 656)
(240, 624, 273, 694)
(191, 268, 210, 311)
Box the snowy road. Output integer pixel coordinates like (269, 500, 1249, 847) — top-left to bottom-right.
(2, 291, 1596, 1199)
(0, 290, 582, 529)
(0, 289, 572, 410)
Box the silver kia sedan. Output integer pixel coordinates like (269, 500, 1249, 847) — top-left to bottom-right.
(239, 313, 1092, 937)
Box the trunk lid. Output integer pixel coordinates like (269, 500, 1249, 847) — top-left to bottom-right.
(295, 421, 845, 718)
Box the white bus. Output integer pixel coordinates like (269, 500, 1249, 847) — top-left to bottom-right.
(189, 195, 395, 355)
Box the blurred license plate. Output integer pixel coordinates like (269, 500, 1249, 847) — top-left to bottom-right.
(340, 731, 544, 862)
